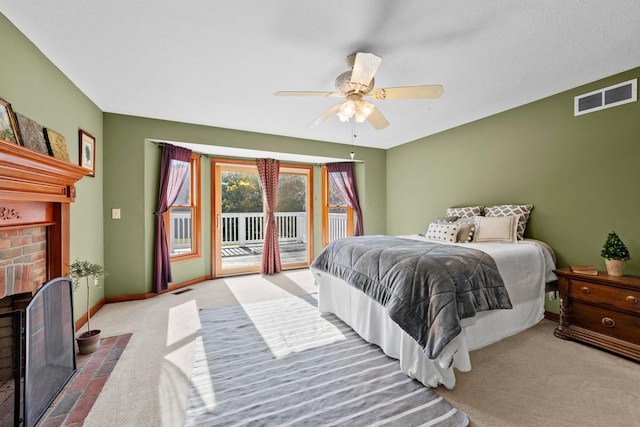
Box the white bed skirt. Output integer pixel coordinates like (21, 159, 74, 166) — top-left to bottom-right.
(314, 270, 545, 389)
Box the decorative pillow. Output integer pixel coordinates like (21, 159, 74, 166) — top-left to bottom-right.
(446, 206, 483, 218)
(454, 217, 476, 243)
(424, 223, 460, 243)
(422, 216, 459, 236)
(473, 216, 518, 243)
(484, 204, 533, 240)
(434, 216, 459, 224)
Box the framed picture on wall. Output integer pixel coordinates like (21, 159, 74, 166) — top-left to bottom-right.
(79, 129, 95, 177)
(0, 98, 22, 145)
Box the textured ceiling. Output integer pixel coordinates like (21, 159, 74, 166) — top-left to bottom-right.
(1, 1, 639, 149)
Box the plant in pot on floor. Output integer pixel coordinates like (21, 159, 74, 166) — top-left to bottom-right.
(69, 259, 107, 354)
(600, 231, 631, 277)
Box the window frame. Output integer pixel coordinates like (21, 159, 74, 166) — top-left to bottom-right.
(165, 153, 201, 261)
(321, 165, 354, 247)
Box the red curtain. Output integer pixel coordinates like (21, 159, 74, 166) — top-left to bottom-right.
(256, 158, 282, 274)
(326, 162, 364, 236)
(153, 144, 192, 293)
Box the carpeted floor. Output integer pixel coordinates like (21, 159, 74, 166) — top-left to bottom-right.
(437, 320, 640, 426)
(184, 293, 468, 426)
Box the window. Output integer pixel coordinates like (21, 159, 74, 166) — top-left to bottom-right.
(166, 153, 200, 259)
(322, 165, 354, 246)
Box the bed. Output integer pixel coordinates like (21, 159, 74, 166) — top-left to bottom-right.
(310, 233, 557, 389)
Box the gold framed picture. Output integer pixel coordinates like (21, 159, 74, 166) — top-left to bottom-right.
(44, 128, 70, 162)
(0, 98, 22, 145)
(79, 129, 95, 177)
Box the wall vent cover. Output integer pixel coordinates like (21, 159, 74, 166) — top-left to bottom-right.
(574, 78, 637, 116)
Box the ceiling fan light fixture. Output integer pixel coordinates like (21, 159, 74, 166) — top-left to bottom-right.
(337, 98, 374, 123)
(360, 101, 373, 116)
(339, 100, 355, 118)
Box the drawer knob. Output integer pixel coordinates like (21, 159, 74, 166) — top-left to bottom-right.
(580, 286, 590, 294)
(626, 295, 638, 304)
(601, 317, 616, 328)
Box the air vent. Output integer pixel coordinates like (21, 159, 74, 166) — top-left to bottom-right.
(574, 78, 637, 116)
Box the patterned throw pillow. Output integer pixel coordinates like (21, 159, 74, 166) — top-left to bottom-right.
(484, 204, 533, 240)
(425, 223, 460, 243)
(473, 216, 518, 243)
(445, 206, 484, 218)
(434, 216, 459, 224)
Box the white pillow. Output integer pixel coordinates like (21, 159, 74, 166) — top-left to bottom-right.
(484, 204, 533, 240)
(425, 223, 460, 243)
(473, 216, 518, 243)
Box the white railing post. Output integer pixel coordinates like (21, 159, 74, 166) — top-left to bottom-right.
(298, 212, 307, 243)
(238, 213, 247, 245)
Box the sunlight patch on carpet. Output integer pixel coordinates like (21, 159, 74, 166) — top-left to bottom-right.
(242, 293, 347, 358)
(166, 299, 200, 346)
(186, 335, 218, 412)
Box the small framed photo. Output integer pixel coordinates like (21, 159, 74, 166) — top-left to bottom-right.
(0, 98, 22, 145)
(79, 130, 96, 177)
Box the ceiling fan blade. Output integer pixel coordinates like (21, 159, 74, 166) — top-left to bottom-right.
(308, 104, 342, 128)
(349, 52, 382, 89)
(368, 85, 444, 100)
(367, 107, 390, 130)
(274, 91, 343, 98)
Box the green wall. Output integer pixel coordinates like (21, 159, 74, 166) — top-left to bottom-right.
(102, 113, 387, 297)
(0, 14, 104, 320)
(387, 68, 640, 313)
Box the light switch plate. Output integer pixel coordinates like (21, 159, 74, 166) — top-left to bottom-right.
(112, 208, 121, 219)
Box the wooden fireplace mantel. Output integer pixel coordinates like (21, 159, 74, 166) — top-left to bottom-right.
(0, 139, 88, 282)
(0, 139, 87, 203)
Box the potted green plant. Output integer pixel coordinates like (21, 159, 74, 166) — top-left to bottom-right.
(600, 231, 631, 277)
(69, 259, 107, 354)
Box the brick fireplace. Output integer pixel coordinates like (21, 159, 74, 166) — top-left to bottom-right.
(0, 138, 87, 424)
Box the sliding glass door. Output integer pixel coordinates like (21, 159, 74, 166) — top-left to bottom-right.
(212, 159, 312, 277)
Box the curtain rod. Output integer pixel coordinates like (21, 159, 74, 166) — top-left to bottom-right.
(150, 140, 211, 158)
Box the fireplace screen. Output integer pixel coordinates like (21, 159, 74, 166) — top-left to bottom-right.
(24, 277, 76, 427)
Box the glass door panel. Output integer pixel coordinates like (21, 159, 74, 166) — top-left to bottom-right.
(212, 160, 312, 277)
(276, 168, 311, 268)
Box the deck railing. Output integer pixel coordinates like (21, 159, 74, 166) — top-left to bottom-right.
(170, 211, 349, 252)
(221, 212, 308, 245)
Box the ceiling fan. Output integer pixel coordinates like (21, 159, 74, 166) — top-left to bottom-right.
(274, 52, 443, 130)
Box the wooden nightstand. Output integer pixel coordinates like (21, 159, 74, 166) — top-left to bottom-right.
(554, 267, 640, 362)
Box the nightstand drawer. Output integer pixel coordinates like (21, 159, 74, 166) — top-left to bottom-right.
(569, 279, 640, 315)
(571, 302, 640, 345)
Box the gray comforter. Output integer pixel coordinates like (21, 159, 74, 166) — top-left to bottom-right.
(311, 235, 512, 359)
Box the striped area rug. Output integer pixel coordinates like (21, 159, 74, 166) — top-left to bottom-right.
(184, 294, 468, 426)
